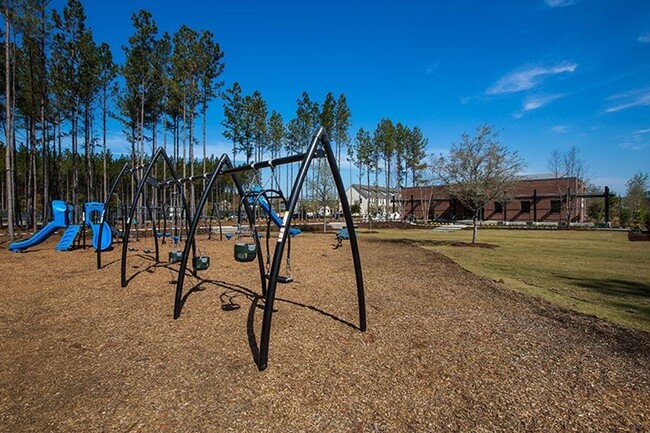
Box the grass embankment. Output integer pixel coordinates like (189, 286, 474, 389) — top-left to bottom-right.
(366, 228, 650, 332)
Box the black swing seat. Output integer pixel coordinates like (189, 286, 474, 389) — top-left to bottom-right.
(169, 251, 183, 262)
(265, 273, 293, 284)
(193, 256, 210, 271)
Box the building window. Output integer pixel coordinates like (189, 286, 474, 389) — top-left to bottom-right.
(521, 201, 531, 213)
(551, 200, 562, 213)
(494, 202, 503, 213)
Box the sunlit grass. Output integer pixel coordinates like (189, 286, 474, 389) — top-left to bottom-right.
(364, 228, 650, 332)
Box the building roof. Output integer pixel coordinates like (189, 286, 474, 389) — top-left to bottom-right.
(518, 173, 557, 181)
(348, 184, 400, 200)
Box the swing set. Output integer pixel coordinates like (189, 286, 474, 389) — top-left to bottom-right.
(98, 127, 366, 371)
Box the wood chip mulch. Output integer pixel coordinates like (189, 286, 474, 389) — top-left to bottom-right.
(0, 233, 648, 432)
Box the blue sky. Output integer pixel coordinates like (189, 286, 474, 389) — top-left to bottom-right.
(66, 0, 649, 194)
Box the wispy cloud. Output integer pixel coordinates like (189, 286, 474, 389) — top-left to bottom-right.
(618, 141, 647, 151)
(545, 0, 578, 7)
(639, 33, 650, 43)
(552, 125, 569, 133)
(487, 62, 577, 95)
(426, 61, 440, 75)
(522, 93, 565, 111)
(605, 88, 650, 113)
(205, 139, 234, 159)
(617, 129, 649, 152)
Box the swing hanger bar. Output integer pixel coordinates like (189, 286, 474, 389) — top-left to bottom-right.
(127, 165, 143, 173)
(221, 149, 326, 176)
(157, 149, 326, 188)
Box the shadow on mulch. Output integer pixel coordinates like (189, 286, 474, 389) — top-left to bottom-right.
(175, 277, 362, 368)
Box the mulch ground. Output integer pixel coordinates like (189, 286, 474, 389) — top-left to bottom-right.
(0, 232, 648, 432)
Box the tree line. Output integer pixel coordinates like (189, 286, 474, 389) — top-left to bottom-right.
(1, 0, 226, 241)
(1, 0, 431, 242)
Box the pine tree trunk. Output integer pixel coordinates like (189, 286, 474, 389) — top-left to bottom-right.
(385, 157, 390, 217)
(27, 118, 35, 231)
(31, 118, 37, 231)
(152, 120, 157, 209)
(163, 118, 167, 207)
(182, 91, 187, 179)
(102, 87, 107, 202)
(5, 9, 15, 241)
(85, 102, 93, 201)
(202, 101, 207, 216)
(189, 80, 195, 216)
(57, 117, 62, 199)
(40, 1, 48, 221)
(41, 101, 48, 221)
(72, 103, 79, 222)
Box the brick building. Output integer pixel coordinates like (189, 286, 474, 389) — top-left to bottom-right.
(400, 175, 586, 223)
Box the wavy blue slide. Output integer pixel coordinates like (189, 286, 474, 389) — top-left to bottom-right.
(9, 200, 71, 252)
(85, 202, 113, 251)
(253, 192, 301, 236)
(8, 222, 62, 252)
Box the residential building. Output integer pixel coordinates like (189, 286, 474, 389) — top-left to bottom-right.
(344, 184, 400, 216)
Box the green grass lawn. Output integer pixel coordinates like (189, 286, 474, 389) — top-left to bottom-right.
(365, 228, 650, 332)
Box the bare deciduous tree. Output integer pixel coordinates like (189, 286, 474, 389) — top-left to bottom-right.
(433, 124, 525, 243)
(548, 145, 589, 225)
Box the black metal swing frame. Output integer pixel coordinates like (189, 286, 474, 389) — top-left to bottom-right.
(174, 126, 366, 371)
(95, 150, 196, 288)
(97, 127, 366, 371)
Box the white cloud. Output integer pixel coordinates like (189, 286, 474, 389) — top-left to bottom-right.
(552, 125, 569, 133)
(104, 133, 130, 156)
(487, 62, 577, 95)
(606, 88, 650, 113)
(633, 128, 650, 135)
(426, 61, 440, 75)
(639, 33, 650, 43)
(545, 0, 577, 7)
(204, 139, 233, 159)
(618, 141, 647, 151)
(522, 93, 565, 111)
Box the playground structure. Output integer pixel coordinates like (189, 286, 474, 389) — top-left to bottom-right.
(95, 127, 365, 371)
(8, 200, 112, 253)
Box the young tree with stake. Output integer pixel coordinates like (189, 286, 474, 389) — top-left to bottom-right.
(434, 124, 525, 243)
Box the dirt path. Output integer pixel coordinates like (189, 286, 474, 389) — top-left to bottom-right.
(0, 234, 648, 432)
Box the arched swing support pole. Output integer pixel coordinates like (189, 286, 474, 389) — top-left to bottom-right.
(97, 162, 131, 269)
(121, 148, 193, 288)
(143, 188, 161, 263)
(173, 154, 264, 319)
(236, 191, 269, 297)
(257, 126, 366, 371)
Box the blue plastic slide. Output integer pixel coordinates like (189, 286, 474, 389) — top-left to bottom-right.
(9, 200, 71, 252)
(253, 193, 301, 236)
(9, 221, 62, 252)
(85, 202, 113, 251)
(91, 222, 113, 251)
